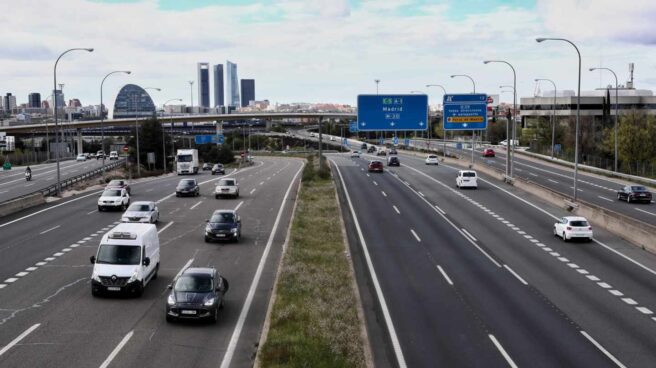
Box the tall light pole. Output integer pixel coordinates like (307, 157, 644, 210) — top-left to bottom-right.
(100, 70, 131, 171)
(427, 84, 448, 160)
(589, 67, 619, 172)
(450, 74, 477, 165)
(534, 78, 558, 160)
(53, 47, 93, 196)
(163, 98, 182, 172)
(188, 81, 194, 112)
(374, 79, 380, 95)
(484, 60, 516, 179)
(537, 37, 581, 202)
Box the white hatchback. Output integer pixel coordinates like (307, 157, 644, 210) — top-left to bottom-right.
(425, 154, 439, 165)
(554, 216, 593, 242)
(456, 170, 478, 189)
(76, 154, 87, 161)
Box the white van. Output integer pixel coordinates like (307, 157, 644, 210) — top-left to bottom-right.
(456, 170, 478, 189)
(109, 151, 119, 160)
(90, 223, 160, 297)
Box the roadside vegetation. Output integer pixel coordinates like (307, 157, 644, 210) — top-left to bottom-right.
(258, 155, 366, 368)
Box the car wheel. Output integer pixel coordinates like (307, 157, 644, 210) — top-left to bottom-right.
(122, 203, 127, 211)
(215, 195, 219, 199)
(166, 315, 175, 323)
(98, 206, 103, 212)
(553, 227, 558, 236)
(617, 193, 621, 200)
(562, 232, 568, 242)
(627, 195, 631, 203)
(176, 193, 180, 197)
(91, 288, 101, 297)
(205, 236, 210, 243)
(211, 308, 218, 324)
(219, 298, 224, 310)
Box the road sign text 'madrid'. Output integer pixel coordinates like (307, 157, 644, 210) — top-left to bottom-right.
(357, 94, 428, 131)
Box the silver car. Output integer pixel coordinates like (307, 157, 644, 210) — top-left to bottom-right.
(215, 178, 239, 199)
(121, 201, 159, 223)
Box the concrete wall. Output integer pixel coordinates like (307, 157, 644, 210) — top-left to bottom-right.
(0, 193, 45, 218)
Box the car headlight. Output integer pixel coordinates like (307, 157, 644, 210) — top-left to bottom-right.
(205, 225, 212, 233)
(128, 269, 139, 283)
(167, 294, 176, 306)
(204, 297, 215, 306)
(231, 227, 238, 233)
(122, 217, 129, 222)
(92, 271, 101, 282)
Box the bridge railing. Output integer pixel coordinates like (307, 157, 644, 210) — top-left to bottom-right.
(39, 159, 126, 197)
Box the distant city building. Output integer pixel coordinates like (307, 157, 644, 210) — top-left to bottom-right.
(112, 84, 156, 119)
(28, 93, 41, 108)
(41, 100, 50, 109)
(68, 99, 82, 108)
(240, 79, 255, 107)
(3, 93, 17, 112)
(197, 62, 210, 108)
(226, 60, 240, 107)
(213, 64, 224, 108)
(51, 89, 65, 109)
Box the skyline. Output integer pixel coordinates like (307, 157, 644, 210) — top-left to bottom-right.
(2, 0, 656, 112)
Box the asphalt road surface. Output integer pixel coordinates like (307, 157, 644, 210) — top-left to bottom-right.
(0, 157, 302, 368)
(331, 150, 656, 368)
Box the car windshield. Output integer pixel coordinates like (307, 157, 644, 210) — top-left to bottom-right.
(128, 204, 150, 211)
(219, 179, 235, 186)
(428, 155, 437, 159)
(210, 212, 235, 223)
(177, 154, 193, 162)
(570, 220, 589, 227)
(631, 186, 648, 192)
(96, 244, 140, 265)
(463, 172, 476, 177)
(174, 275, 213, 292)
(108, 180, 124, 186)
(102, 189, 122, 197)
(178, 180, 195, 187)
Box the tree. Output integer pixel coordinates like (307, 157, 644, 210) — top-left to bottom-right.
(613, 110, 656, 173)
(127, 117, 165, 169)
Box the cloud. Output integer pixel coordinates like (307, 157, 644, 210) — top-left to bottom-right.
(0, 43, 54, 60)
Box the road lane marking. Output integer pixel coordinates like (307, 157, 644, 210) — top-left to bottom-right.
(461, 228, 477, 242)
(488, 334, 518, 368)
(40, 225, 60, 234)
(437, 265, 453, 286)
(622, 298, 638, 305)
(250, 188, 256, 194)
(0, 190, 103, 228)
(373, 181, 378, 186)
(99, 330, 134, 368)
(418, 191, 425, 197)
(87, 210, 97, 215)
(598, 196, 613, 202)
(189, 201, 203, 210)
(529, 172, 538, 177)
(381, 191, 387, 197)
(548, 179, 559, 184)
(220, 163, 304, 368)
(0, 323, 40, 358)
(433, 205, 446, 215)
(393, 205, 400, 214)
(157, 222, 174, 234)
(503, 265, 528, 286)
(569, 186, 584, 192)
(331, 162, 407, 368)
(234, 201, 244, 211)
(580, 331, 626, 368)
(636, 307, 653, 315)
(410, 229, 421, 242)
(15, 272, 28, 277)
(259, 181, 265, 186)
(635, 208, 656, 216)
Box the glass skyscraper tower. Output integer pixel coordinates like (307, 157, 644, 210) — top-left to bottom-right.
(197, 62, 210, 108)
(226, 60, 240, 107)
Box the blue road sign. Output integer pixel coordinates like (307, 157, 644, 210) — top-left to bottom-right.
(378, 137, 384, 145)
(342, 137, 348, 145)
(554, 144, 561, 153)
(217, 134, 225, 144)
(357, 94, 428, 131)
(404, 138, 410, 146)
(196, 134, 224, 144)
(393, 136, 399, 145)
(349, 121, 358, 133)
(443, 94, 488, 130)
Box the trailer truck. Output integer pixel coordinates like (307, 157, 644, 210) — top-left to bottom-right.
(176, 149, 199, 175)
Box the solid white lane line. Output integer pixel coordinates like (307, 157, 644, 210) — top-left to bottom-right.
(99, 330, 134, 368)
(437, 265, 454, 286)
(0, 190, 103, 228)
(220, 163, 303, 368)
(529, 172, 538, 177)
(434, 205, 446, 215)
(234, 201, 244, 211)
(0, 323, 40, 357)
(381, 191, 387, 197)
(410, 229, 421, 242)
(40, 225, 61, 235)
(189, 201, 203, 210)
(418, 191, 425, 197)
(174, 258, 195, 280)
(332, 162, 407, 368)
(461, 228, 477, 242)
(548, 179, 559, 184)
(635, 208, 656, 217)
(503, 265, 528, 286)
(488, 334, 518, 368)
(393, 205, 400, 215)
(157, 222, 174, 234)
(250, 188, 256, 194)
(598, 196, 614, 202)
(580, 331, 627, 368)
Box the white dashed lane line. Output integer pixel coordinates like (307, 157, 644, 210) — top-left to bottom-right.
(548, 179, 559, 184)
(437, 265, 454, 286)
(410, 229, 421, 242)
(39, 225, 60, 235)
(381, 191, 387, 197)
(635, 208, 656, 217)
(598, 196, 614, 202)
(393, 205, 400, 215)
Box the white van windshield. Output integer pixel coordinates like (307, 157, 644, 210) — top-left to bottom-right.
(97, 244, 141, 265)
(177, 154, 193, 162)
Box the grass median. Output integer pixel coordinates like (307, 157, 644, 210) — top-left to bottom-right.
(258, 156, 367, 368)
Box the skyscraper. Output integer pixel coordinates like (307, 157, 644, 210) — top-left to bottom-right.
(52, 89, 65, 108)
(3, 93, 17, 112)
(226, 60, 240, 107)
(28, 93, 41, 108)
(213, 64, 224, 108)
(197, 62, 210, 108)
(240, 79, 255, 107)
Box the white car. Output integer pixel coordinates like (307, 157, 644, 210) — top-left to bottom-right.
(76, 154, 87, 161)
(499, 139, 519, 147)
(121, 201, 159, 223)
(554, 216, 593, 242)
(109, 151, 119, 160)
(98, 188, 130, 211)
(456, 170, 478, 189)
(329, 136, 336, 141)
(425, 154, 439, 165)
(215, 178, 239, 199)
(350, 150, 361, 158)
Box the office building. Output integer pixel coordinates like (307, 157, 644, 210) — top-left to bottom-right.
(51, 89, 65, 108)
(240, 79, 255, 107)
(28, 93, 41, 108)
(226, 60, 240, 107)
(3, 93, 17, 113)
(197, 62, 210, 108)
(113, 84, 156, 118)
(213, 64, 224, 108)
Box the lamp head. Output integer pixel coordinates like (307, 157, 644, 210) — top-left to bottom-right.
(483, 61, 491, 64)
(450, 75, 456, 78)
(125, 71, 132, 75)
(534, 79, 539, 82)
(536, 38, 546, 43)
(588, 68, 596, 72)
(86, 48, 94, 52)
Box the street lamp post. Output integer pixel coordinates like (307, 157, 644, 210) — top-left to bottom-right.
(188, 81, 194, 112)
(427, 84, 448, 160)
(53, 47, 93, 196)
(537, 37, 582, 203)
(100, 70, 131, 172)
(534, 78, 558, 160)
(163, 98, 182, 172)
(589, 67, 619, 172)
(374, 79, 380, 95)
(450, 74, 477, 165)
(484, 60, 517, 180)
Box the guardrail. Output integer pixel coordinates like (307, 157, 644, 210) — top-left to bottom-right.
(39, 159, 126, 197)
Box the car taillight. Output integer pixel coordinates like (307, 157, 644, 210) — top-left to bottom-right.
(588, 226, 592, 230)
(566, 227, 572, 230)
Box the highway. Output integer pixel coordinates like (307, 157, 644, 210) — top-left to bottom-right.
(0, 159, 109, 203)
(0, 157, 302, 367)
(331, 150, 656, 367)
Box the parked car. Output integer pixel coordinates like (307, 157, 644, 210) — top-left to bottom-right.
(202, 163, 212, 171)
(166, 267, 229, 323)
(106, 179, 131, 195)
(176, 179, 200, 197)
(98, 188, 130, 211)
(554, 216, 593, 242)
(76, 154, 87, 162)
(387, 156, 400, 166)
(368, 160, 384, 173)
(215, 178, 239, 199)
(205, 209, 242, 243)
(121, 201, 159, 224)
(211, 164, 225, 175)
(425, 154, 439, 165)
(617, 185, 653, 204)
(483, 148, 495, 157)
(456, 170, 478, 189)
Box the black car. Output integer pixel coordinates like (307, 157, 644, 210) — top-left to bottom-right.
(212, 164, 225, 175)
(176, 179, 200, 197)
(205, 209, 241, 242)
(367, 146, 376, 153)
(387, 156, 400, 166)
(202, 163, 212, 171)
(166, 267, 229, 323)
(617, 185, 653, 204)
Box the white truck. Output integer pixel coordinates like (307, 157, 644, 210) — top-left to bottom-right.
(176, 149, 199, 175)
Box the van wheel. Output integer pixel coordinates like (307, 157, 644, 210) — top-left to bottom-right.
(215, 195, 219, 199)
(152, 263, 159, 280)
(134, 282, 144, 297)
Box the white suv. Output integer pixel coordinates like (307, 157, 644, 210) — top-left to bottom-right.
(98, 188, 130, 211)
(109, 151, 119, 160)
(215, 178, 239, 199)
(456, 170, 478, 189)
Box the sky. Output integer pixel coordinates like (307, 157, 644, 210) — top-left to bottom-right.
(2, 0, 656, 113)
